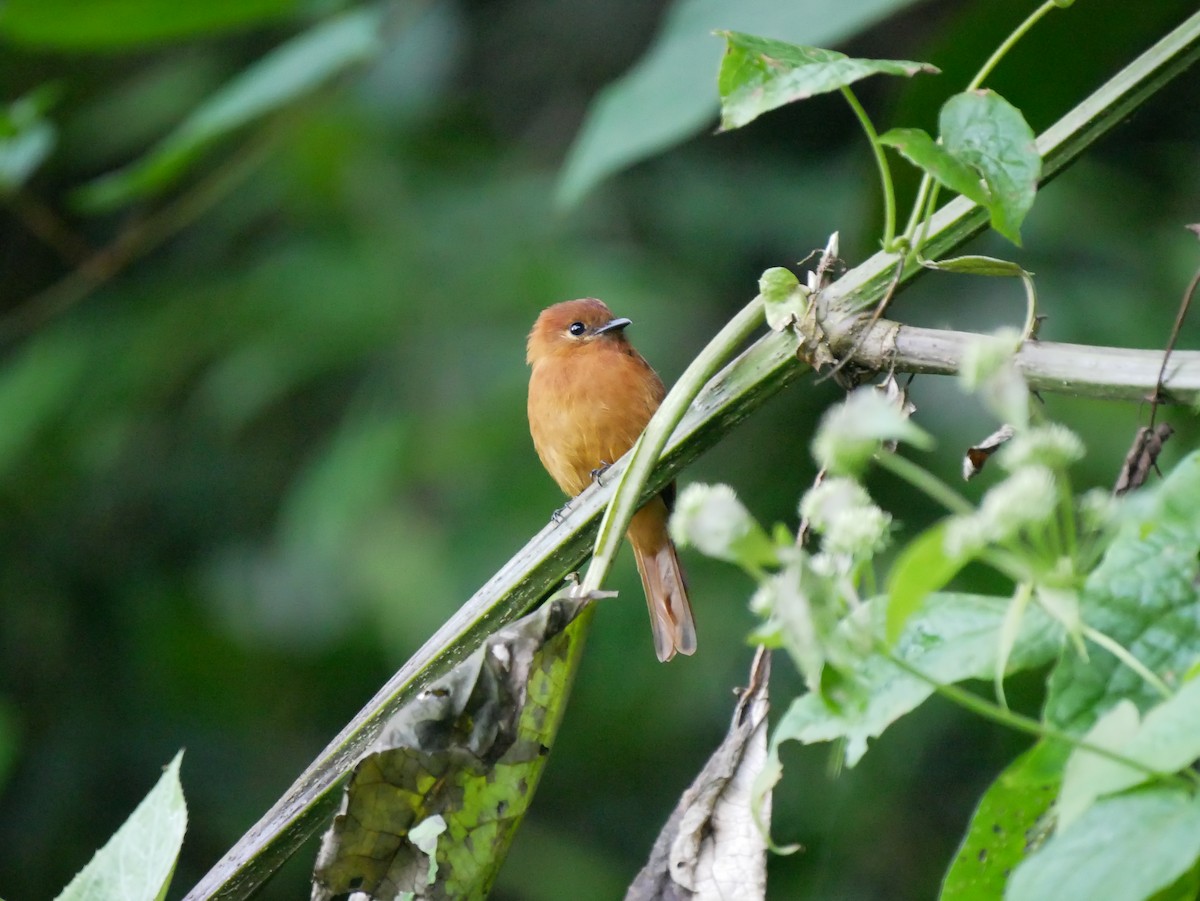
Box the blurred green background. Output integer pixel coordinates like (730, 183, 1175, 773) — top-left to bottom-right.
(0, 0, 1197, 898)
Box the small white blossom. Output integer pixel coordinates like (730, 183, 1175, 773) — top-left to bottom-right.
(944, 513, 988, 558)
(749, 582, 775, 616)
(826, 506, 892, 558)
(801, 478, 892, 558)
(977, 465, 1058, 541)
(800, 478, 872, 529)
(812, 388, 932, 475)
(1078, 488, 1117, 534)
(670, 483, 775, 566)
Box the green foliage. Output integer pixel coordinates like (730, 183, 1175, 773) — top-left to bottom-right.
(715, 12, 1046, 252)
(715, 33, 937, 131)
(679, 366, 1200, 900)
(938, 90, 1041, 244)
(555, 0, 922, 206)
(878, 128, 992, 207)
(941, 740, 1066, 899)
(54, 753, 186, 901)
(2, 0, 1199, 899)
(885, 520, 965, 642)
(0, 87, 56, 193)
(75, 8, 384, 210)
(1045, 451, 1200, 733)
(0, 0, 298, 49)
(768, 593, 1061, 768)
(1006, 788, 1200, 901)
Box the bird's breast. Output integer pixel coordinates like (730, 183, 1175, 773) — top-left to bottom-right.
(528, 346, 665, 496)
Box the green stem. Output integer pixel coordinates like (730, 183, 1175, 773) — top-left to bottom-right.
(874, 450, 975, 516)
(900, 174, 933, 246)
(967, 1, 1063, 92)
(581, 297, 766, 593)
(883, 646, 1195, 789)
(840, 85, 897, 250)
(994, 581, 1033, 709)
(1057, 474, 1078, 563)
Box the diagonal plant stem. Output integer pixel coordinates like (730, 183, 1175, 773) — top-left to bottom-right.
(181, 10, 1200, 900)
(581, 297, 766, 593)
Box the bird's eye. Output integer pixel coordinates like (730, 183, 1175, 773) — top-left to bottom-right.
(568, 321, 587, 336)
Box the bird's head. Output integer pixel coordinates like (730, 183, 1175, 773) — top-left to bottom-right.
(526, 298, 632, 364)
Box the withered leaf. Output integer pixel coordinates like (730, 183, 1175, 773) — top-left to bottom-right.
(311, 591, 598, 901)
(963, 424, 1016, 481)
(626, 649, 771, 901)
(1114, 423, 1175, 496)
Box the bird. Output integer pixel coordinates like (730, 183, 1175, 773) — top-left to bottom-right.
(526, 298, 696, 662)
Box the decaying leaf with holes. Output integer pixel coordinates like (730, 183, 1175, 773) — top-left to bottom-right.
(311, 591, 599, 901)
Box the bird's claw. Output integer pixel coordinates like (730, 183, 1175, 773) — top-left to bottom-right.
(551, 502, 571, 524)
(590, 461, 612, 485)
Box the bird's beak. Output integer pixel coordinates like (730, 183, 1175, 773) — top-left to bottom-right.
(594, 317, 632, 335)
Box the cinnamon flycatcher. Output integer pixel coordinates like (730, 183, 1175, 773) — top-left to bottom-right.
(526, 298, 697, 662)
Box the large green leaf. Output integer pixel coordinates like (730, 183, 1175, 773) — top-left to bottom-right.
(772, 593, 1061, 768)
(73, 7, 383, 211)
(878, 127, 991, 207)
(1005, 788, 1200, 901)
(1057, 676, 1200, 831)
(0, 0, 298, 49)
(941, 741, 1067, 901)
(555, 0, 922, 206)
(716, 33, 936, 131)
(1044, 451, 1200, 733)
(939, 90, 1041, 246)
(885, 519, 969, 643)
(55, 752, 187, 901)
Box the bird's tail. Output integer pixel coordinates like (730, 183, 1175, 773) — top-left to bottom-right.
(628, 497, 696, 662)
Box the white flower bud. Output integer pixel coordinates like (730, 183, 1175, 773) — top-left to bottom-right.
(811, 388, 932, 475)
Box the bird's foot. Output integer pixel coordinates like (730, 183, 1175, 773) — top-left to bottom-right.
(551, 501, 571, 524)
(590, 461, 613, 485)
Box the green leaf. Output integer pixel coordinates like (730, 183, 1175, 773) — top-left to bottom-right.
(555, 0, 924, 206)
(55, 751, 187, 901)
(312, 594, 595, 900)
(1058, 676, 1200, 831)
(0, 0, 298, 49)
(1006, 788, 1200, 901)
(0, 88, 57, 193)
(73, 8, 383, 212)
(941, 740, 1068, 901)
(885, 520, 968, 643)
(939, 90, 1041, 246)
(758, 266, 809, 331)
(919, 255, 1029, 277)
(1044, 451, 1200, 734)
(717, 32, 937, 131)
(771, 593, 1061, 768)
(878, 127, 990, 207)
